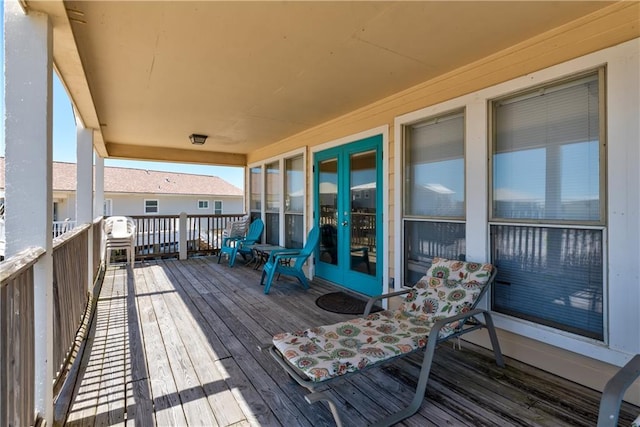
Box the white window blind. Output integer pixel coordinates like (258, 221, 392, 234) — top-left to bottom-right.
(405, 111, 465, 218)
(265, 161, 280, 245)
(493, 73, 601, 222)
(490, 70, 604, 340)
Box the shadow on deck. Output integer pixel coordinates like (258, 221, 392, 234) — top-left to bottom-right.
(56, 257, 639, 426)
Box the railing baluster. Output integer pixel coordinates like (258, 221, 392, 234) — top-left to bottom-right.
(124, 214, 244, 260)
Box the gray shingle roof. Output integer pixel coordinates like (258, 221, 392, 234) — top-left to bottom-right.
(0, 158, 243, 197)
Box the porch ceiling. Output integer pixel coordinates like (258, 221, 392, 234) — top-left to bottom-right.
(27, 1, 615, 167)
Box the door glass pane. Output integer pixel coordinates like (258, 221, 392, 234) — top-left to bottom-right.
(350, 150, 376, 276)
(319, 158, 338, 265)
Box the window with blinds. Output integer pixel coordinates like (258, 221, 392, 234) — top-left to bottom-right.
(265, 161, 280, 245)
(402, 110, 466, 285)
(285, 155, 304, 249)
(490, 69, 605, 340)
(249, 167, 262, 223)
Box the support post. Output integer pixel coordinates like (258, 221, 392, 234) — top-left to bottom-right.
(4, 1, 54, 424)
(77, 127, 94, 290)
(179, 212, 188, 260)
(94, 155, 105, 218)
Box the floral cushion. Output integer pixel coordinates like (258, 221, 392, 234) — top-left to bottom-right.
(398, 258, 493, 329)
(273, 310, 432, 382)
(427, 257, 493, 284)
(273, 258, 494, 383)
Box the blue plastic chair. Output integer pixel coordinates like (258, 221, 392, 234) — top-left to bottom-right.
(218, 219, 264, 267)
(260, 226, 320, 294)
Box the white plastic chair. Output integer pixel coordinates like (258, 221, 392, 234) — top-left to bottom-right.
(102, 216, 136, 266)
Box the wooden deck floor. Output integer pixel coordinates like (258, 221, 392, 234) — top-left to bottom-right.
(59, 257, 639, 426)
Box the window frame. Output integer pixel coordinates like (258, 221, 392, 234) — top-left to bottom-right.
(213, 200, 223, 215)
(284, 154, 305, 249)
(248, 147, 306, 247)
(198, 200, 209, 210)
(249, 165, 263, 225)
(488, 68, 607, 227)
(392, 40, 640, 363)
(399, 108, 467, 287)
(144, 199, 159, 214)
(487, 68, 607, 342)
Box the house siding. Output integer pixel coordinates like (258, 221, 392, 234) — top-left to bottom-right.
(107, 194, 244, 216)
(244, 4, 640, 404)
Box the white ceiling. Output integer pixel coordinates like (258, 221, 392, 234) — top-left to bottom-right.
(28, 1, 616, 166)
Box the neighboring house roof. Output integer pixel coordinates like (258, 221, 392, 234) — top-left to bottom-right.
(0, 158, 243, 197)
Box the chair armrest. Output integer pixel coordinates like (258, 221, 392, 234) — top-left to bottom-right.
(269, 250, 304, 263)
(364, 289, 411, 315)
(432, 308, 486, 331)
(430, 308, 502, 344)
(237, 238, 262, 250)
(222, 236, 242, 246)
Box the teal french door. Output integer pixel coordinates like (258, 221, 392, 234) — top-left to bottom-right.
(314, 135, 383, 296)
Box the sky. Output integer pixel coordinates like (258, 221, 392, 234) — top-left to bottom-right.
(0, 10, 244, 189)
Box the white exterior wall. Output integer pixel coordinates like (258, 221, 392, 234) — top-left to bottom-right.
(107, 194, 244, 216)
(394, 39, 640, 398)
(53, 194, 76, 221)
(51, 193, 244, 220)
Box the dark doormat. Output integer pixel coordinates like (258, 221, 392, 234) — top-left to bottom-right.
(315, 291, 383, 315)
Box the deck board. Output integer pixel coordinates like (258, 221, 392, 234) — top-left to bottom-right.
(60, 257, 640, 426)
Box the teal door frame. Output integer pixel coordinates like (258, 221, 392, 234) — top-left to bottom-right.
(314, 134, 383, 296)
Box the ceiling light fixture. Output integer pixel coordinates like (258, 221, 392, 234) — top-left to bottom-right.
(189, 133, 208, 145)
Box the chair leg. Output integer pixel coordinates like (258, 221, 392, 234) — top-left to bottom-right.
(481, 311, 505, 368)
(296, 273, 309, 289)
(370, 312, 504, 427)
(229, 247, 239, 267)
(263, 268, 277, 294)
(306, 392, 344, 427)
(370, 335, 439, 427)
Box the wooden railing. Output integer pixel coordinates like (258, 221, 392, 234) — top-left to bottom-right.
(126, 214, 246, 261)
(92, 217, 103, 281)
(1, 220, 100, 425)
(52, 225, 90, 386)
(130, 214, 179, 259)
(1, 246, 45, 427)
(185, 214, 246, 257)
